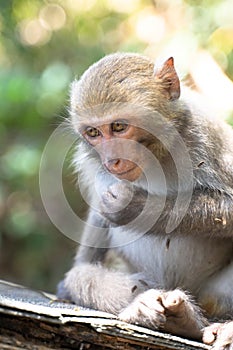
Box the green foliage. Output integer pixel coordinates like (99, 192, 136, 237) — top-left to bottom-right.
(0, 0, 232, 292)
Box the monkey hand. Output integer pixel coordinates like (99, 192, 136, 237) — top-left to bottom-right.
(102, 181, 134, 212)
(203, 321, 233, 350)
(101, 181, 146, 225)
(119, 289, 205, 340)
(119, 289, 166, 329)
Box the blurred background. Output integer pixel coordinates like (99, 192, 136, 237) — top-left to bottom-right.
(0, 0, 233, 293)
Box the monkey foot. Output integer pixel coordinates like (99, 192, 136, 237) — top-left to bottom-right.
(119, 289, 205, 339)
(203, 322, 233, 350)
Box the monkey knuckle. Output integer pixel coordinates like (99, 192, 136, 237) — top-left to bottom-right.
(102, 191, 115, 205)
(119, 302, 166, 328)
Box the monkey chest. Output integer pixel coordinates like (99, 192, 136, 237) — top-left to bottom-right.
(113, 232, 232, 291)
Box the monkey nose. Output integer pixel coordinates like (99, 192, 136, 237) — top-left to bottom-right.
(105, 159, 126, 174)
(105, 159, 121, 171)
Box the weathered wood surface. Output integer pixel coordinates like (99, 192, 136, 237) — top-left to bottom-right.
(0, 280, 210, 349)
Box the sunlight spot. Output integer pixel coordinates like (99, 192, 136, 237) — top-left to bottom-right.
(136, 13, 166, 44)
(39, 4, 66, 31)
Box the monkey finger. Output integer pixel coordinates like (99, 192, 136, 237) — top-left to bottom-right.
(119, 302, 166, 328)
(101, 191, 122, 213)
(101, 184, 133, 212)
(119, 289, 167, 329)
(108, 182, 134, 204)
(161, 289, 185, 313)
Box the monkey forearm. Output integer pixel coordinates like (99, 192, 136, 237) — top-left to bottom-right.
(75, 210, 111, 263)
(103, 187, 233, 237)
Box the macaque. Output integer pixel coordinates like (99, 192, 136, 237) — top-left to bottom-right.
(57, 53, 233, 349)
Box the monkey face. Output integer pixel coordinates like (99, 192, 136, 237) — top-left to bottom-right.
(81, 120, 149, 181)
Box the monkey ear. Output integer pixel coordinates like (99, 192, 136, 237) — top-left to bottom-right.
(154, 57, 180, 100)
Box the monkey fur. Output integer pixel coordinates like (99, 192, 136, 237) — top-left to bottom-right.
(57, 53, 233, 349)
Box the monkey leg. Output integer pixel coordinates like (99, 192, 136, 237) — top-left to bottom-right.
(61, 263, 147, 315)
(119, 289, 207, 339)
(198, 261, 233, 319)
(203, 322, 233, 350)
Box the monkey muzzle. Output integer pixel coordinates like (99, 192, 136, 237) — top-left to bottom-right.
(104, 158, 142, 181)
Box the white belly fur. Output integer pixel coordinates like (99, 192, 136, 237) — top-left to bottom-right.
(111, 230, 233, 295)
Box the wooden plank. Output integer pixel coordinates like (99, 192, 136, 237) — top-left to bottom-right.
(0, 280, 210, 350)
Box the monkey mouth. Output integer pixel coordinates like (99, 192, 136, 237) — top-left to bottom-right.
(109, 165, 138, 176)
(104, 159, 142, 181)
(113, 166, 142, 182)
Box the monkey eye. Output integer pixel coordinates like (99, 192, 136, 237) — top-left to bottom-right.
(111, 121, 128, 133)
(84, 127, 100, 138)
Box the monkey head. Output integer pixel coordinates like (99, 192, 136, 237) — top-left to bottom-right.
(70, 53, 180, 182)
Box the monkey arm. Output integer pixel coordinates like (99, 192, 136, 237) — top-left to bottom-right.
(57, 190, 209, 337)
(57, 204, 152, 311)
(157, 188, 233, 237)
(102, 183, 233, 238)
(57, 209, 111, 299)
(74, 210, 111, 264)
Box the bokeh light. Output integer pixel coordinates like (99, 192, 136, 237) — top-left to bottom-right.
(136, 12, 166, 44)
(39, 4, 66, 31)
(18, 19, 51, 46)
